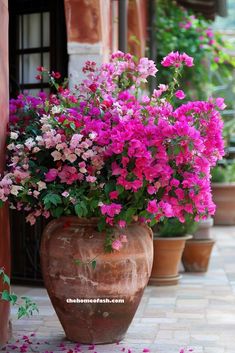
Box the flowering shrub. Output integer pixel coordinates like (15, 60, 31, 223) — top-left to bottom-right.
(0, 51, 224, 251)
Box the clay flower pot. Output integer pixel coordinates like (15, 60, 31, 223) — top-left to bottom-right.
(212, 183, 235, 225)
(182, 239, 215, 272)
(40, 217, 153, 344)
(149, 235, 191, 286)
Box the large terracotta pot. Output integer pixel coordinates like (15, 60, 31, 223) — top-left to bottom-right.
(212, 183, 235, 225)
(182, 239, 215, 272)
(149, 235, 191, 286)
(40, 217, 153, 344)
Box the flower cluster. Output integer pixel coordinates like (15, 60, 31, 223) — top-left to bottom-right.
(0, 51, 224, 251)
(161, 52, 194, 68)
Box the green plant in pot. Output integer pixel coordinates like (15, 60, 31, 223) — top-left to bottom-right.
(0, 51, 225, 343)
(149, 216, 196, 285)
(211, 160, 235, 225)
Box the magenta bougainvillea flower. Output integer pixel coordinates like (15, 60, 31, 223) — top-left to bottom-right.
(0, 51, 225, 251)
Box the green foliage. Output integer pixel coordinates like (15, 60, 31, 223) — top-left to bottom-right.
(155, 0, 235, 101)
(154, 216, 197, 237)
(211, 160, 235, 183)
(0, 267, 39, 319)
(17, 297, 39, 319)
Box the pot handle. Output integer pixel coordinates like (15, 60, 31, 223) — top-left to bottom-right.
(140, 223, 153, 241)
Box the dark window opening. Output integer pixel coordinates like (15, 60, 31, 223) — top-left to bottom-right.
(9, 0, 68, 285)
(9, 0, 68, 97)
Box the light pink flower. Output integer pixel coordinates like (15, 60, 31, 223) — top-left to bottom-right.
(112, 239, 122, 251)
(119, 234, 128, 243)
(118, 220, 126, 228)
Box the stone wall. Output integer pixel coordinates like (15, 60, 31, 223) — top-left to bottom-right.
(64, 0, 148, 87)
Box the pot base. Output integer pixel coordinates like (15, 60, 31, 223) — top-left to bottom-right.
(149, 274, 182, 286)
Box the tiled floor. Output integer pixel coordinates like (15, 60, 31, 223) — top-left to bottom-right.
(5, 226, 235, 353)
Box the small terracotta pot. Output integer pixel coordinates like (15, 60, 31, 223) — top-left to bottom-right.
(149, 235, 191, 286)
(182, 239, 215, 272)
(40, 217, 153, 344)
(212, 183, 235, 225)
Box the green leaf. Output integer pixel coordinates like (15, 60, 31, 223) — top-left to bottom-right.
(97, 218, 106, 232)
(43, 193, 62, 207)
(9, 293, 18, 305)
(17, 307, 27, 319)
(116, 185, 124, 194)
(91, 260, 97, 269)
(3, 273, 10, 286)
(173, 145, 181, 155)
(75, 204, 84, 217)
(90, 199, 99, 211)
(124, 207, 136, 223)
(1, 290, 11, 301)
(70, 122, 76, 131)
(51, 207, 64, 218)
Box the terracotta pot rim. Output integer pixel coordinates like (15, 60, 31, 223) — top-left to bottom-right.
(212, 182, 235, 187)
(49, 216, 147, 227)
(187, 238, 215, 244)
(153, 234, 192, 241)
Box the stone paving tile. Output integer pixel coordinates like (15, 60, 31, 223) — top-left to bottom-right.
(4, 226, 235, 353)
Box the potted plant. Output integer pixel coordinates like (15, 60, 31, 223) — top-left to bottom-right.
(211, 160, 235, 225)
(0, 51, 224, 343)
(149, 217, 196, 285)
(182, 216, 215, 272)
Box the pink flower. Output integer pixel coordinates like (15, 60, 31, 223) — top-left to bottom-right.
(58, 165, 79, 184)
(112, 239, 122, 251)
(181, 53, 194, 67)
(147, 186, 156, 195)
(26, 213, 36, 225)
(137, 57, 158, 78)
(147, 200, 158, 214)
(45, 168, 58, 182)
(100, 203, 122, 217)
(206, 28, 214, 38)
(161, 52, 193, 68)
(119, 234, 128, 243)
(175, 90, 186, 100)
(118, 220, 126, 228)
(109, 191, 119, 200)
(215, 97, 226, 110)
(86, 175, 97, 183)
